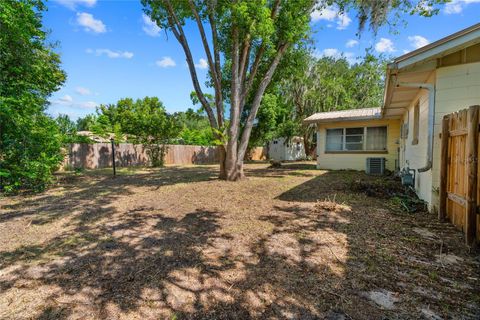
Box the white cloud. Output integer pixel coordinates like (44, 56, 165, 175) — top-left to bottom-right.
(54, 0, 96, 10)
(336, 12, 351, 30)
(316, 48, 356, 64)
(75, 86, 92, 96)
(87, 48, 133, 59)
(375, 38, 395, 53)
(310, 5, 351, 30)
(444, 0, 480, 14)
(53, 95, 97, 110)
(76, 12, 106, 33)
(195, 58, 208, 69)
(311, 6, 336, 21)
(59, 94, 73, 103)
(142, 14, 161, 37)
(156, 56, 176, 68)
(320, 48, 341, 58)
(408, 35, 430, 49)
(346, 39, 359, 48)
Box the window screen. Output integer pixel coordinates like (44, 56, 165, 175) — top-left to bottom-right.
(345, 128, 364, 150)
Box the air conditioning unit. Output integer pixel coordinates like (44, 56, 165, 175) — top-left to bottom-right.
(366, 157, 386, 175)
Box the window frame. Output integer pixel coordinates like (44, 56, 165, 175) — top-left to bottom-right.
(325, 125, 388, 154)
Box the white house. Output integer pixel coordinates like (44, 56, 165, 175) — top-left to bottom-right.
(305, 23, 480, 214)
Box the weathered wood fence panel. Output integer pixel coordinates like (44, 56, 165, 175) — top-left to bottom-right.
(63, 143, 267, 169)
(439, 105, 479, 245)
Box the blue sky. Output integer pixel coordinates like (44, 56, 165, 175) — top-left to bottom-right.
(44, 0, 480, 120)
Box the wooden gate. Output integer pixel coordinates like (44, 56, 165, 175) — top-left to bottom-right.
(439, 105, 479, 245)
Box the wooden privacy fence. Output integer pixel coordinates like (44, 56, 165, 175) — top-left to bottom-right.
(62, 143, 267, 169)
(439, 105, 479, 245)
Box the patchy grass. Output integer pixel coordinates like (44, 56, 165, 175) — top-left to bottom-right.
(0, 163, 479, 319)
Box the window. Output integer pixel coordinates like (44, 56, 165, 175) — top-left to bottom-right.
(345, 127, 364, 150)
(326, 128, 343, 151)
(326, 126, 387, 152)
(366, 126, 387, 150)
(412, 101, 419, 145)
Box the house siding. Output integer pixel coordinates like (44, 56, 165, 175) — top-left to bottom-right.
(398, 61, 480, 212)
(430, 61, 480, 212)
(316, 119, 400, 172)
(399, 73, 435, 207)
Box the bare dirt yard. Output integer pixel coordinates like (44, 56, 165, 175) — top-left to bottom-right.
(0, 162, 479, 319)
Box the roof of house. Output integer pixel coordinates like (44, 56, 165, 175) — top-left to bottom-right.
(303, 107, 381, 124)
(303, 23, 480, 124)
(382, 23, 480, 119)
(389, 22, 480, 71)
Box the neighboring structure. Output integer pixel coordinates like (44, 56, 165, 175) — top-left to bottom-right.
(77, 131, 113, 143)
(268, 137, 306, 161)
(304, 23, 480, 213)
(304, 107, 400, 172)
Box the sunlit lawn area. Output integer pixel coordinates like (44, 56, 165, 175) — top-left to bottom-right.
(1, 162, 479, 319)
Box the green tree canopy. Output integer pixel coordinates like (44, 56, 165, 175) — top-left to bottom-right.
(0, 0, 66, 192)
(91, 97, 181, 166)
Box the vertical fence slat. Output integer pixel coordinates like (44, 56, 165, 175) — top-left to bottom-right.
(465, 105, 479, 245)
(439, 115, 450, 222)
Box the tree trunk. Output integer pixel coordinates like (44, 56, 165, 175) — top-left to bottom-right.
(219, 148, 245, 181)
(218, 145, 227, 180)
(303, 133, 311, 157)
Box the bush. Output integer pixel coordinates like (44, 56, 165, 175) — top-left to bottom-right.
(1, 114, 64, 193)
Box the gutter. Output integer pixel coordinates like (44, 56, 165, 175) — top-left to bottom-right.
(397, 82, 436, 173)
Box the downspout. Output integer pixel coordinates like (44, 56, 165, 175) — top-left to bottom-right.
(396, 82, 436, 173)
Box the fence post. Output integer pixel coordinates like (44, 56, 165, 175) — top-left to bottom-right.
(465, 105, 479, 245)
(110, 138, 116, 177)
(439, 115, 450, 222)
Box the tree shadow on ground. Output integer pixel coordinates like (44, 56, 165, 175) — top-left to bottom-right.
(1, 208, 231, 318)
(243, 162, 319, 179)
(0, 165, 479, 319)
(0, 166, 219, 225)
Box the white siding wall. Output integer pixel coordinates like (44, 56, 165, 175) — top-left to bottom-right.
(399, 61, 480, 212)
(399, 84, 433, 206)
(430, 62, 480, 211)
(316, 119, 400, 171)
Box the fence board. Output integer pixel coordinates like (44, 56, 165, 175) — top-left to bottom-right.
(440, 105, 480, 245)
(62, 143, 267, 169)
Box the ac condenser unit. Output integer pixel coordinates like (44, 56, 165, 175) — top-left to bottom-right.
(366, 157, 386, 175)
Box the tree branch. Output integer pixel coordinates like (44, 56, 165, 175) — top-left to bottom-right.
(207, 0, 224, 128)
(239, 36, 251, 86)
(237, 43, 289, 162)
(229, 24, 241, 139)
(188, 0, 224, 127)
(163, 0, 218, 129)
